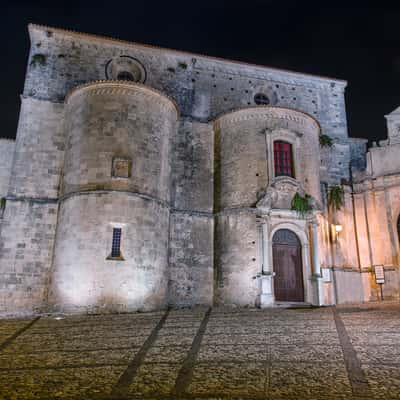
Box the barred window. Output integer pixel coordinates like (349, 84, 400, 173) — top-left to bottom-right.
(111, 228, 122, 258)
(274, 141, 294, 177)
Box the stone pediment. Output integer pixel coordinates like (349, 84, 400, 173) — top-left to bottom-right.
(256, 177, 304, 211)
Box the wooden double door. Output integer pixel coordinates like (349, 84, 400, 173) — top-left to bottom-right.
(272, 229, 304, 302)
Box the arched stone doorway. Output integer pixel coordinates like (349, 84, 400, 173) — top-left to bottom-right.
(272, 229, 304, 302)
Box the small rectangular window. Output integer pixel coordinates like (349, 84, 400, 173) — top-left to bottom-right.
(111, 228, 122, 258)
(274, 141, 294, 177)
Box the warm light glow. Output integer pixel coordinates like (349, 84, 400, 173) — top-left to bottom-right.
(335, 224, 343, 233)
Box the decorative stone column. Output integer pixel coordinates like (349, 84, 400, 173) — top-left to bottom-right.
(259, 220, 275, 307)
(311, 221, 324, 306)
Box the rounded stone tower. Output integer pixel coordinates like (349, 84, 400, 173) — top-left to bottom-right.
(213, 106, 321, 306)
(49, 81, 178, 313)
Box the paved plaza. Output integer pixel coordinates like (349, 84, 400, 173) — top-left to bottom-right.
(0, 302, 400, 400)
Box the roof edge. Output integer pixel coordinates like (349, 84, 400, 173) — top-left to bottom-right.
(28, 23, 347, 87)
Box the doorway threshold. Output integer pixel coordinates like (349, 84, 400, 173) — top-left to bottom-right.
(273, 301, 315, 309)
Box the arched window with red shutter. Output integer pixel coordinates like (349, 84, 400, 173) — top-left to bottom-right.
(274, 140, 294, 178)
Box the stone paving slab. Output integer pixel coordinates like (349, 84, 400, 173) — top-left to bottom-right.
(363, 364, 400, 400)
(0, 303, 400, 399)
(128, 362, 182, 396)
(197, 344, 268, 362)
(188, 361, 267, 397)
(0, 366, 126, 399)
(269, 362, 352, 399)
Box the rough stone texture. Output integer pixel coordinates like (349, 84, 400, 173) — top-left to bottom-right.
(0, 200, 58, 315)
(349, 137, 368, 172)
(168, 212, 213, 307)
(25, 24, 349, 186)
(63, 82, 177, 201)
(214, 106, 321, 209)
(49, 193, 170, 313)
(1, 302, 400, 399)
(171, 119, 213, 212)
(3, 23, 400, 315)
(0, 139, 15, 198)
(7, 97, 65, 199)
(385, 105, 400, 145)
(366, 142, 400, 178)
(215, 211, 260, 307)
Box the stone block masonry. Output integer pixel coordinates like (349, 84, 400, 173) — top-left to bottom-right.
(2, 23, 395, 315)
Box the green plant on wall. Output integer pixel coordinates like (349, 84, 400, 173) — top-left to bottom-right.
(30, 53, 47, 67)
(291, 192, 313, 217)
(0, 197, 6, 212)
(319, 134, 333, 147)
(328, 185, 344, 211)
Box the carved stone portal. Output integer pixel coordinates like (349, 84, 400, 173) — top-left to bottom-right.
(256, 177, 304, 211)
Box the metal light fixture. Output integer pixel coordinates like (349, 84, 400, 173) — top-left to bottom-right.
(333, 224, 343, 241)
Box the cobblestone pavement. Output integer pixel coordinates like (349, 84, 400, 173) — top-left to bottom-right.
(0, 302, 400, 400)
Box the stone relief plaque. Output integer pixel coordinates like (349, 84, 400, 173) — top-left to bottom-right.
(112, 157, 132, 179)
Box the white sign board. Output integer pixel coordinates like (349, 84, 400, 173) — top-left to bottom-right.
(374, 265, 385, 284)
(322, 268, 331, 283)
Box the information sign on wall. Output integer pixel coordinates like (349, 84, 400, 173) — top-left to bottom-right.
(374, 265, 385, 284)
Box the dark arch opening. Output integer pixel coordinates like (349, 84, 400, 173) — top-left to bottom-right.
(254, 93, 270, 105)
(117, 71, 135, 81)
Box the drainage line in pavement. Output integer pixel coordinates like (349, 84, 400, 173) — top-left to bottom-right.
(111, 308, 170, 397)
(332, 306, 372, 398)
(173, 307, 212, 396)
(0, 316, 40, 352)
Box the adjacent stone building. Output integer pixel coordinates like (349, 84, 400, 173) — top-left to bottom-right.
(0, 24, 399, 316)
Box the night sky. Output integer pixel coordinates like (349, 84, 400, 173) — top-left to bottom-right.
(2, 1, 400, 142)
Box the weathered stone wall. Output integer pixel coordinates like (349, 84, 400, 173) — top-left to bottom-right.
(0, 139, 15, 198)
(329, 189, 360, 269)
(0, 200, 58, 316)
(214, 107, 321, 209)
(213, 110, 269, 210)
(366, 143, 400, 178)
(26, 24, 349, 186)
(213, 107, 321, 306)
(1, 23, 375, 314)
(215, 211, 260, 306)
(49, 193, 169, 313)
(7, 97, 64, 199)
(333, 270, 365, 304)
(168, 119, 214, 308)
(168, 212, 213, 307)
(343, 172, 400, 301)
(62, 82, 177, 201)
(0, 95, 64, 315)
(171, 120, 213, 212)
(349, 138, 368, 173)
(49, 81, 177, 313)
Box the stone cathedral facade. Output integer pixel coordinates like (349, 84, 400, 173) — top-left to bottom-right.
(1, 24, 400, 316)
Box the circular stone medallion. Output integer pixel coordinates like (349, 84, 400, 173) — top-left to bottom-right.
(105, 55, 146, 83)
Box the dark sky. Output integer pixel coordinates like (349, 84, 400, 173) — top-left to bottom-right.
(2, 1, 400, 141)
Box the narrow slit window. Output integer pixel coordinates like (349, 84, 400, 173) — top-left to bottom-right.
(111, 228, 122, 258)
(274, 141, 294, 177)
